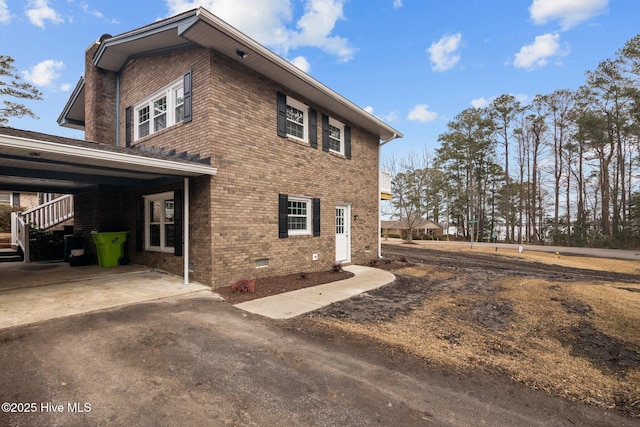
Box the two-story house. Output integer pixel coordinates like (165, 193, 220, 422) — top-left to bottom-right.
(12, 7, 401, 287)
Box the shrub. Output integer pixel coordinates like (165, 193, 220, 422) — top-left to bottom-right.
(369, 258, 379, 267)
(0, 205, 21, 232)
(300, 272, 308, 279)
(332, 262, 343, 273)
(231, 278, 256, 293)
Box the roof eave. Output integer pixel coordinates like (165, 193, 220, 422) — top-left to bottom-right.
(57, 77, 86, 130)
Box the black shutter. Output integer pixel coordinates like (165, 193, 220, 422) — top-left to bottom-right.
(136, 197, 144, 252)
(183, 69, 192, 123)
(125, 106, 132, 147)
(345, 125, 352, 159)
(321, 114, 329, 152)
(277, 92, 287, 137)
(278, 194, 289, 238)
(313, 198, 320, 236)
(309, 108, 317, 148)
(174, 189, 183, 256)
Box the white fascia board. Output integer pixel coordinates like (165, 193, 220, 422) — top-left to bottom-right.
(0, 134, 217, 177)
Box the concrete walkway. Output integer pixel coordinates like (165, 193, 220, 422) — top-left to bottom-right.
(234, 265, 396, 319)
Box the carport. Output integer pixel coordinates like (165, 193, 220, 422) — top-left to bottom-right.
(0, 127, 217, 284)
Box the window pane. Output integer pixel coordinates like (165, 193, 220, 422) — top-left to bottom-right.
(286, 105, 304, 138)
(175, 105, 184, 122)
(154, 113, 166, 131)
(164, 199, 174, 222)
(336, 208, 345, 234)
(165, 224, 175, 248)
(139, 122, 149, 138)
(288, 200, 308, 231)
(154, 97, 167, 131)
(138, 106, 150, 137)
(149, 224, 161, 247)
(138, 106, 149, 122)
(150, 201, 161, 223)
(288, 216, 307, 230)
(329, 124, 341, 152)
(154, 97, 167, 115)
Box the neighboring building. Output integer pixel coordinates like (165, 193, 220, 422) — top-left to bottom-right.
(381, 219, 444, 239)
(0, 192, 39, 209)
(24, 7, 403, 287)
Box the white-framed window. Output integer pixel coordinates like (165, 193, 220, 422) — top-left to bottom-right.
(144, 191, 175, 252)
(287, 196, 311, 235)
(286, 97, 309, 142)
(0, 192, 10, 205)
(134, 78, 184, 140)
(328, 117, 344, 155)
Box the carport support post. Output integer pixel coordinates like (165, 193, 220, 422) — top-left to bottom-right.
(184, 177, 190, 285)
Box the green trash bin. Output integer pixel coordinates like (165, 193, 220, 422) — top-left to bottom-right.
(91, 231, 129, 267)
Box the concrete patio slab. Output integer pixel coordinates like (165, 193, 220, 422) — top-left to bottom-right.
(0, 263, 209, 329)
(233, 265, 396, 319)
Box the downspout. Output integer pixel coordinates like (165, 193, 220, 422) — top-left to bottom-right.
(184, 177, 190, 285)
(378, 133, 399, 258)
(115, 74, 121, 146)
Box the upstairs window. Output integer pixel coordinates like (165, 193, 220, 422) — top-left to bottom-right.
(277, 92, 317, 146)
(133, 77, 183, 141)
(328, 117, 344, 154)
(285, 97, 308, 142)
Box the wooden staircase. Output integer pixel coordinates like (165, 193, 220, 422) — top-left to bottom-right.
(0, 234, 21, 262)
(9, 195, 74, 263)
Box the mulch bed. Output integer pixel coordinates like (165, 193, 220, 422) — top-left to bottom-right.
(216, 269, 355, 304)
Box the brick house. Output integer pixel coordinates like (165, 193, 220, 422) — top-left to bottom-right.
(6, 7, 401, 287)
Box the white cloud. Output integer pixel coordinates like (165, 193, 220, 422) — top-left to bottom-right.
(383, 111, 398, 123)
(427, 33, 462, 72)
(59, 83, 72, 92)
(22, 59, 64, 87)
(408, 104, 438, 123)
(471, 97, 491, 108)
(529, 0, 608, 30)
(80, 2, 103, 19)
(0, 0, 10, 23)
(513, 33, 568, 70)
(165, 0, 354, 62)
(26, 0, 64, 28)
(363, 106, 397, 123)
(290, 56, 310, 72)
(393, 0, 403, 9)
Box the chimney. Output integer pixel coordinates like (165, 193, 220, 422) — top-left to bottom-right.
(84, 35, 118, 145)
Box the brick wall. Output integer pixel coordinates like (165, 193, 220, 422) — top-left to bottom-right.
(84, 40, 118, 144)
(83, 44, 380, 288)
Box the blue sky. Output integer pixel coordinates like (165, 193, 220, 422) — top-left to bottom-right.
(1, 0, 639, 163)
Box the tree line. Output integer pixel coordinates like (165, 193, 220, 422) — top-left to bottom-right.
(386, 35, 640, 248)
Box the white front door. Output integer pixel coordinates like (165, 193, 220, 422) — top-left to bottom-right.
(335, 205, 351, 263)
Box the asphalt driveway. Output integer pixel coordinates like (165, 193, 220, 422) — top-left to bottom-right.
(0, 292, 633, 426)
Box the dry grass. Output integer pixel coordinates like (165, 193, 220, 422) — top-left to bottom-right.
(315, 255, 640, 414)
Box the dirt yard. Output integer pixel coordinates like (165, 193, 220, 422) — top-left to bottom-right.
(293, 243, 640, 418)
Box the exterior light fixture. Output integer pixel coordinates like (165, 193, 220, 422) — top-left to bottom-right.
(236, 50, 247, 59)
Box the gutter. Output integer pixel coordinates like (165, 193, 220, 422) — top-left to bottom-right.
(380, 132, 399, 146)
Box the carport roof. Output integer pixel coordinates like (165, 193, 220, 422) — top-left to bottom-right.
(0, 127, 217, 194)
